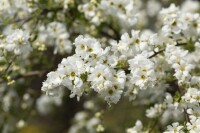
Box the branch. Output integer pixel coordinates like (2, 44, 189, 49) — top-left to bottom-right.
(148, 49, 165, 59)
(17, 70, 45, 78)
(0, 55, 17, 77)
(0, 70, 46, 84)
(148, 42, 187, 59)
(12, 16, 33, 24)
(184, 108, 190, 124)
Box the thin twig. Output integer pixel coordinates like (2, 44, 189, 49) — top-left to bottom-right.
(184, 108, 191, 124)
(148, 49, 165, 59)
(0, 55, 17, 77)
(13, 16, 33, 24)
(0, 70, 46, 84)
(148, 42, 187, 59)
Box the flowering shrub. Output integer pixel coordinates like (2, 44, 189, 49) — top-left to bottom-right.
(0, 0, 200, 133)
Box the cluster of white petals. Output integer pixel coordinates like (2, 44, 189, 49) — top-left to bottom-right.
(160, 4, 200, 42)
(2, 0, 200, 132)
(42, 35, 126, 104)
(164, 122, 184, 133)
(165, 45, 194, 84)
(0, 29, 32, 55)
(30, 0, 200, 132)
(128, 54, 156, 90)
(36, 22, 72, 54)
(126, 120, 144, 133)
(78, 0, 141, 28)
(69, 100, 104, 133)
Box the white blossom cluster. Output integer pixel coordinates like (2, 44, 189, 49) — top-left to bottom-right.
(165, 45, 194, 84)
(0, 0, 74, 55)
(179, 88, 200, 132)
(36, 88, 64, 115)
(144, 86, 200, 132)
(160, 3, 200, 42)
(69, 100, 104, 133)
(41, 1, 200, 132)
(36, 21, 72, 54)
(42, 35, 126, 104)
(0, 0, 36, 23)
(164, 122, 184, 133)
(78, 0, 141, 28)
(42, 3, 200, 104)
(0, 29, 32, 55)
(126, 120, 144, 133)
(128, 54, 156, 90)
(146, 93, 183, 122)
(1, 0, 200, 132)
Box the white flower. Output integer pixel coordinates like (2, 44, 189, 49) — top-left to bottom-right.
(160, 4, 179, 16)
(88, 64, 113, 93)
(162, 14, 186, 34)
(126, 120, 144, 133)
(165, 45, 194, 83)
(36, 93, 63, 115)
(74, 35, 103, 61)
(88, 64, 126, 104)
(47, 22, 66, 38)
(59, 56, 86, 99)
(41, 71, 63, 96)
(86, 117, 100, 133)
(146, 104, 163, 118)
(38, 22, 73, 54)
(79, 0, 140, 28)
(186, 117, 200, 133)
(164, 122, 184, 133)
(160, 3, 200, 40)
(2, 29, 32, 55)
(0, 0, 10, 12)
(182, 88, 200, 105)
(128, 53, 156, 89)
(124, 83, 139, 101)
(102, 86, 123, 104)
(55, 33, 72, 54)
(42, 55, 87, 100)
(78, 2, 102, 25)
